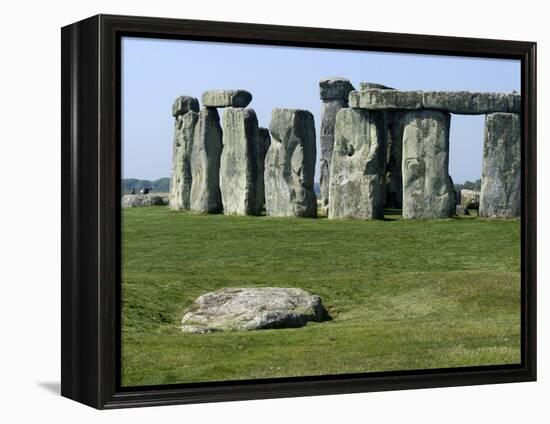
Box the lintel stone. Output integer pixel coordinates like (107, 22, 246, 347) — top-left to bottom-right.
(202, 90, 253, 108)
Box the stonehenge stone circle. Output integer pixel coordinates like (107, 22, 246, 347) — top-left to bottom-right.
(202, 89, 253, 108)
(172, 95, 200, 117)
(190, 107, 223, 213)
(319, 77, 355, 212)
(402, 110, 455, 219)
(170, 105, 199, 210)
(166, 83, 521, 221)
(328, 108, 386, 219)
(181, 287, 329, 333)
(480, 113, 521, 218)
(265, 109, 318, 218)
(220, 107, 263, 215)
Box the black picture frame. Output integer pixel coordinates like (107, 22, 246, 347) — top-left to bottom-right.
(61, 13, 537, 409)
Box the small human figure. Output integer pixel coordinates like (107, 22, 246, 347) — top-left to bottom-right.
(131, 187, 135, 195)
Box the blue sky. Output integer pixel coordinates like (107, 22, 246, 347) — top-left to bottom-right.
(122, 37, 520, 183)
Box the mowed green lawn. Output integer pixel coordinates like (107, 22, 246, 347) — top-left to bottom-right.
(121, 207, 521, 387)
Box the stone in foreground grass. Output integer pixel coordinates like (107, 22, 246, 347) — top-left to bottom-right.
(181, 287, 330, 333)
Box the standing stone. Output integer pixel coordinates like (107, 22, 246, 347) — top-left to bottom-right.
(384, 111, 405, 209)
(265, 109, 317, 218)
(190, 107, 223, 213)
(256, 128, 271, 211)
(461, 189, 480, 209)
(402, 110, 454, 219)
(319, 78, 355, 213)
(328, 108, 386, 219)
(480, 113, 520, 218)
(169, 97, 199, 210)
(220, 107, 262, 215)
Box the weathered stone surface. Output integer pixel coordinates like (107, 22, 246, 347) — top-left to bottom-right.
(349, 89, 423, 110)
(170, 110, 199, 210)
(402, 110, 455, 219)
(359, 82, 394, 90)
(220, 107, 262, 215)
(422, 91, 509, 115)
(190, 107, 223, 213)
(507, 92, 521, 113)
(461, 189, 480, 209)
(319, 98, 348, 212)
(256, 127, 271, 210)
(328, 108, 386, 219)
(202, 90, 252, 108)
(172, 95, 200, 117)
(121, 193, 169, 208)
(319, 77, 355, 100)
(181, 287, 329, 333)
(350, 89, 519, 114)
(265, 109, 317, 218)
(480, 113, 520, 218)
(384, 111, 405, 209)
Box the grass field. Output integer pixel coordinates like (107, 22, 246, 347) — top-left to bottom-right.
(121, 207, 521, 386)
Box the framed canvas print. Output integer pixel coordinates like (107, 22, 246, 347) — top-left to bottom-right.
(61, 14, 536, 409)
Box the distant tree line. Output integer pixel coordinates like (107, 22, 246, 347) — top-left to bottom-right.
(122, 178, 170, 194)
(122, 178, 320, 196)
(454, 179, 481, 192)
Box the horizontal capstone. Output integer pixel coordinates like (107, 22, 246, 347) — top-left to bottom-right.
(202, 89, 253, 108)
(349, 89, 521, 114)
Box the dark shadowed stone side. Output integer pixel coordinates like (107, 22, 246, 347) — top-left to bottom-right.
(384, 111, 405, 209)
(172, 95, 200, 117)
(422, 91, 508, 115)
(320, 98, 349, 213)
(257, 128, 271, 211)
(402, 110, 454, 219)
(202, 90, 252, 108)
(328, 108, 386, 219)
(349, 89, 423, 110)
(507, 93, 521, 113)
(220, 107, 262, 215)
(190, 107, 223, 213)
(265, 109, 317, 218)
(169, 110, 199, 210)
(480, 113, 520, 218)
(319, 77, 355, 100)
